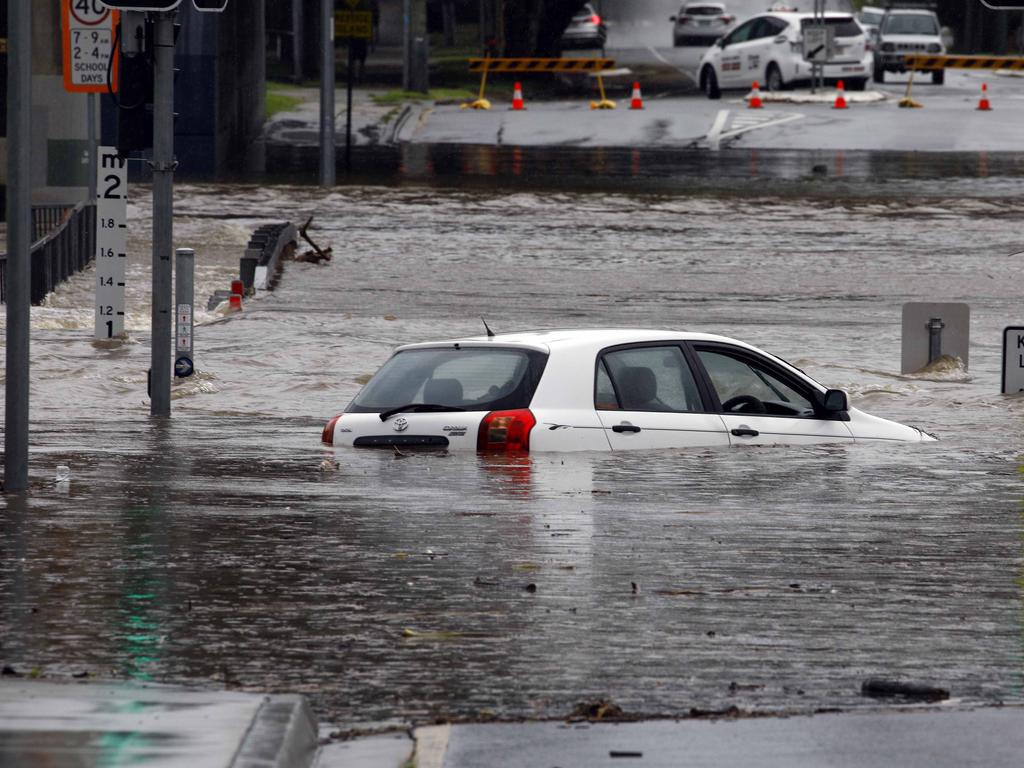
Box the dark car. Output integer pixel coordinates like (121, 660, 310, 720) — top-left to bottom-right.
(560, 2, 607, 50)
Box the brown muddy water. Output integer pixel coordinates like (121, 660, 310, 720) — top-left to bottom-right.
(2, 149, 1024, 729)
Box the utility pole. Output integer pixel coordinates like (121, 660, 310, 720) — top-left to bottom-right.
(320, 0, 335, 186)
(150, 11, 177, 417)
(292, 0, 303, 83)
(4, 0, 32, 492)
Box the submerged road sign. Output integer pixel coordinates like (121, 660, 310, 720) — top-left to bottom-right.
(62, 0, 119, 93)
(1002, 327, 1024, 394)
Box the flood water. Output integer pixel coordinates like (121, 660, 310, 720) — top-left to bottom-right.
(2, 145, 1024, 730)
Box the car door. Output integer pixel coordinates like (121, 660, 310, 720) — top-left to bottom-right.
(690, 343, 855, 446)
(595, 344, 730, 450)
(740, 17, 778, 83)
(717, 18, 759, 87)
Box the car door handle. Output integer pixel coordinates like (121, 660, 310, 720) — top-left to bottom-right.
(612, 424, 642, 433)
(731, 427, 759, 437)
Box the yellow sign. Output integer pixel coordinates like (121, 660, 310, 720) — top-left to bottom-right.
(335, 10, 373, 39)
(0, 38, 7, 54)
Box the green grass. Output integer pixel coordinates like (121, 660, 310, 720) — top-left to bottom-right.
(266, 81, 304, 118)
(371, 87, 476, 105)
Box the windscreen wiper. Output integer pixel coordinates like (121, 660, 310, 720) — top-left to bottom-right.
(379, 403, 467, 421)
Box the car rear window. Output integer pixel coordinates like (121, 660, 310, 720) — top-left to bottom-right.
(882, 13, 939, 36)
(684, 5, 724, 15)
(347, 347, 548, 413)
(802, 17, 862, 38)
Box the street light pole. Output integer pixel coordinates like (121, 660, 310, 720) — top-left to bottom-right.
(320, 0, 336, 186)
(150, 11, 177, 417)
(4, 0, 32, 492)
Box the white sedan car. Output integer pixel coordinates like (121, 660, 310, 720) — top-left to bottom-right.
(698, 10, 872, 97)
(322, 329, 934, 452)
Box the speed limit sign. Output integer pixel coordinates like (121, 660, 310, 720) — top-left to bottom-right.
(62, 0, 119, 93)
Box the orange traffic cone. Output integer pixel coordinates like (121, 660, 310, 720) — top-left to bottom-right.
(977, 82, 992, 111)
(629, 81, 644, 110)
(747, 81, 763, 109)
(833, 80, 848, 109)
(511, 82, 526, 111)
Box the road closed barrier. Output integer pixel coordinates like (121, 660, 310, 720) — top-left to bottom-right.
(904, 54, 1024, 71)
(462, 57, 617, 110)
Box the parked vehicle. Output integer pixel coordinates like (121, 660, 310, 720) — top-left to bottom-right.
(671, 3, 735, 47)
(698, 10, 872, 98)
(873, 7, 946, 84)
(322, 329, 934, 452)
(857, 4, 886, 40)
(559, 2, 607, 51)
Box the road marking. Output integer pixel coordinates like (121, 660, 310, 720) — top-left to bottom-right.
(706, 109, 729, 151)
(719, 112, 804, 140)
(645, 45, 696, 81)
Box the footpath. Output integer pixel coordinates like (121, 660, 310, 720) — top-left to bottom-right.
(3, 677, 1024, 767)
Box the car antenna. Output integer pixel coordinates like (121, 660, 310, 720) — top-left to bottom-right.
(482, 318, 495, 338)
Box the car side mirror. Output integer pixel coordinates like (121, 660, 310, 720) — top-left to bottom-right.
(670, 15, 677, 21)
(822, 389, 849, 414)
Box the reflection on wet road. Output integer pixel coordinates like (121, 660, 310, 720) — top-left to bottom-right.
(2, 147, 1024, 729)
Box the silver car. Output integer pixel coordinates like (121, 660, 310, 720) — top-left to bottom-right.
(671, 2, 735, 47)
(559, 3, 607, 51)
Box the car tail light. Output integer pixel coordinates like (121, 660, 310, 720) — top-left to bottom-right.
(322, 414, 342, 445)
(477, 409, 536, 452)
(591, 14, 601, 24)
(680, 14, 691, 24)
(719, 14, 733, 22)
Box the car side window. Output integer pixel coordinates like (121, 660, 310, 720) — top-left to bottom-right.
(760, 17, 788, 37)
(597, 346, 702, 413)
(723, 18, 756, 44)
(696, 348, 817, 417)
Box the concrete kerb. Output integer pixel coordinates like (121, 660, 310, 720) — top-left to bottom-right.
(232, 694, 319, 768)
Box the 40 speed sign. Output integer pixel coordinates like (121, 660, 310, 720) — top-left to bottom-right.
(62, 0, 119, 93)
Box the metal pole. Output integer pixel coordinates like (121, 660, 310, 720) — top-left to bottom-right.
(346, 42, 353, 172)
(402, 0, 411, 90)
(150, 12, 177, 417)
(87, 93, 97, 202)
(927, 318, 945, 364)
(320, 0, 336, 186)
(4, 0, 32, 492)
(292, 0, 304, 83)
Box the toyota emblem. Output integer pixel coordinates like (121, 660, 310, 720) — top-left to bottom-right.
(392, 417, 409, 432)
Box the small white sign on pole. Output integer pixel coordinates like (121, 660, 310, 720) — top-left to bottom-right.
(1002, 327, 1024, 394)
(95, 146, 128, 340)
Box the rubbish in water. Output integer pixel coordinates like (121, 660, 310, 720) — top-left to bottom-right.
(610, 751, 643, 759)
(861, 678, 950, 701)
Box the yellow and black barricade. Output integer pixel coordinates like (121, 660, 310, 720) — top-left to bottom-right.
(462, 58, 617, 110)
(905, 54, 1024, 71)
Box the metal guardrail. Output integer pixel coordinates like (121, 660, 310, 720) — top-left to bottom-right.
(0, 202, 96, 305)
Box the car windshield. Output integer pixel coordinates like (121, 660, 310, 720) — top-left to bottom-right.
(882, 13, 939, 35)
(801, 17, 862, 38)
(684, 5, 725, 15)
(859, 10, 882, 25)
(347, 346, 548, 413)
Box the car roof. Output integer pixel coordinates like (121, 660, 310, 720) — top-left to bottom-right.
(683, 3, 726, 8)
(765, 11, 856, 20)
(884, 8, 936, 15)
(396, 328, 758, 355)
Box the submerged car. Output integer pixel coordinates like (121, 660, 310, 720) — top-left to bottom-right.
(322, 329, 934, 452)
(671, 3, 735, 47)
(559, 2, 607, 50)
(698, 10, 872, 97)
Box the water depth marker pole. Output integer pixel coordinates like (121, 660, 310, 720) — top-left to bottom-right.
(4, 0, 32, 492)
(150, 10, 177, 416)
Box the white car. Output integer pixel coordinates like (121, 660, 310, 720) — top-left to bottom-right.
(873, 8, 946, 84)
(671, 3, 735, 48)
(322, 329, 934, 452)
(697, 10, 872, 98)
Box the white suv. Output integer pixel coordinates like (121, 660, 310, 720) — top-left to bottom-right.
(698, 11, 872, 98)
(873, 8, 946, 84)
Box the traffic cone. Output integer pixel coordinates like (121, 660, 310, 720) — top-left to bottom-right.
(833, 80, 848, 109)
(511, 82, 526, 111)
(747, 81, 763, 109)
(629, 81, 644, 110)
(977, 82, 992, 111)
